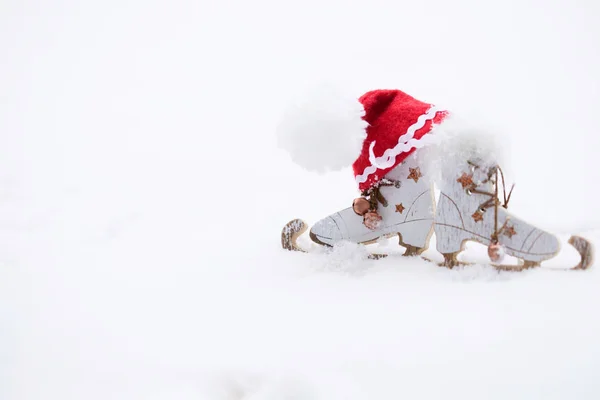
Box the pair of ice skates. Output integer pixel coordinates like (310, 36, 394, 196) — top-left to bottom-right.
(282, 154, 593, 271)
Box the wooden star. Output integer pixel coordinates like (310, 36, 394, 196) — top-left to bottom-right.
(457, 172, 474, 189)
(472, 211, 484, 223)
(407, 167, 423, 183)
(395, 203, 405, 214)
(503, 225, 517, 238)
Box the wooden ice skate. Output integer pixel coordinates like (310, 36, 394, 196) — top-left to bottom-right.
(283, 154, 436, 260)
(281, 160, 594, 272)
(432, 160, 593, 271)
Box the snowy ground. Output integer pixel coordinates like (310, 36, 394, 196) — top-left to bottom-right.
(2, 1, 600, 399)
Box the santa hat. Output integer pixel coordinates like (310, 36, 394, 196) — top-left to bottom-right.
(276, 86, 449, 192)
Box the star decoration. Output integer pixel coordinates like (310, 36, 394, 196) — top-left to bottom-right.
(457, 172, 474, 189)
(407, 167, 423, 183)
(503, 225, 517, 238)
(472, 211, 484, 223)
(395, 203, 405, 214)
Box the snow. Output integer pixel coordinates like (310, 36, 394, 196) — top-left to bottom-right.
(1, 0, 600, 399)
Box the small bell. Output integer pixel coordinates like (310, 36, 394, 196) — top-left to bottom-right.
(352, 197, 371, 216)
(488, 241, 505, 263)
(363, 210, 382, 230)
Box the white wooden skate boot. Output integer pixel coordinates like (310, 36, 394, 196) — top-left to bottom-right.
(309, 153, 436, 256)
(434, 159, 560, 268)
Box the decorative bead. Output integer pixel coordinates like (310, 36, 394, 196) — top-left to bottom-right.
(363, 211, 382, 230)
(352, 197, 370, 216)
(488, 243, 505, 263)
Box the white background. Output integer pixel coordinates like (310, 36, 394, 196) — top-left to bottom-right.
(1, 1, 599, 399)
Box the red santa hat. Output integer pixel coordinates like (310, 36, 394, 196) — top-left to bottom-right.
(276, 86, 449, 192)
(353, 89, 449, 192)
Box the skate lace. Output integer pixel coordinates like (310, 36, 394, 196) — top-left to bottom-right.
(361, 178, 402, 210)
(467, 162, 515, 243)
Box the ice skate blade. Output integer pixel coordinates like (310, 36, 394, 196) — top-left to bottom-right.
(281, 218, 309, 253)
(569, 235, 594, 270)
(436, 235, 594, 272)
(281, 221, 594, 271)
(282, 218, 390, 260)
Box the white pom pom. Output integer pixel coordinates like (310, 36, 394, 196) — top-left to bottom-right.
(420, 111, 509, 180)
(276, 85, 369, 174)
